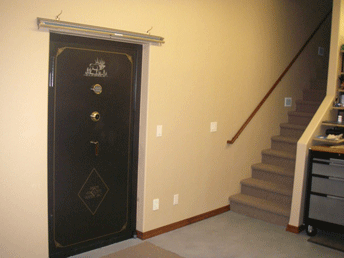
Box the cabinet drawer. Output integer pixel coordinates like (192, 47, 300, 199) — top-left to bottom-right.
(309, 194, 344, 226)
(312, 176, 344, 197)
(312, 163, 344, 178)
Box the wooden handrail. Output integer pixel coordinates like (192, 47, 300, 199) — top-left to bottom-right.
(227, 10, 332, 144)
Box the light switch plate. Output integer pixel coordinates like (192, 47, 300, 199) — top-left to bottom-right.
(318, 47, 324, 56)
(153, 198, 159, 210)
(210, 122, 217, 132)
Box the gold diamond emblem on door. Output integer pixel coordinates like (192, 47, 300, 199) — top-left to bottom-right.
(78, 168, 109, 215)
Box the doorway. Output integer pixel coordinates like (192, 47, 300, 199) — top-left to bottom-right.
(48, 33, 142, 257)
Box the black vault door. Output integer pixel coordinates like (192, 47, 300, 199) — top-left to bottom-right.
(48, 34, 141, 257)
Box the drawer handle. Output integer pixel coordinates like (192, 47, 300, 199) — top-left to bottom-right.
(330, 158, 344, 164)
(329, 163, 344, 168)
(313, 158, 330, 164)
(329, 176, 344, 182)
(327, 195, 344, 200)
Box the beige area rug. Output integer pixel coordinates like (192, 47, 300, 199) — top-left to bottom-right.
(101, 242, 184, 258)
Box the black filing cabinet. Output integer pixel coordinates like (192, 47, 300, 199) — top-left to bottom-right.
(305, 146, 344, 236)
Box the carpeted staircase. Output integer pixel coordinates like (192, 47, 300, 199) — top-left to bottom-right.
(229, 89, 325, 226)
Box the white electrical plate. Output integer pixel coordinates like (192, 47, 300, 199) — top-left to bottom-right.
(210, 122, 217, 132)
(153, 198, 159, 210)
(157, 125, 162, 137)
(318, 47, 324, 56)
(284, 97, 292, 107)
(173, 194, 179, 205)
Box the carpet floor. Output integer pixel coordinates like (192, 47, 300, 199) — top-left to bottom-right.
(101, 242, 184, 258)
(69, 212, 344, 258)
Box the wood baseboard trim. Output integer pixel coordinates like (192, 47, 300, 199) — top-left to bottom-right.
(136, 205, 230, 240)
(286, 224, 305, 234)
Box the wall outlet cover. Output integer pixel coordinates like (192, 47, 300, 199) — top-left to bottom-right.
(156, 125, 162, 137)
(173, 194, 179, 205)
(153, 198, 159, 210)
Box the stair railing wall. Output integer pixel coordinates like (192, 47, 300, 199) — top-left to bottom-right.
(288, 0, 343, 230)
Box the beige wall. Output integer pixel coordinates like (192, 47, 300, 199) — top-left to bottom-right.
(0, 0, 332, 257)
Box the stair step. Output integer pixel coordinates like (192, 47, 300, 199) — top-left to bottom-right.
(230, 193, 290, 216)
(296, 100, 322, 105)
(251, 163, 294, 187)
(229, 193, 290, 226)
(241, 178, 292, 206)
(302, 89, 326, 102)
(241, 178, 292, 195)
(252, 163, 294, 177)
(261, 149, 296, 170)
(288, 111, 314, 125)
(280, 123, 306, 138)
(271, 135, 298, 153)
(262, 149, 296, 159)
(310, 78, 327, 89)
(295, 100, 321, 113)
